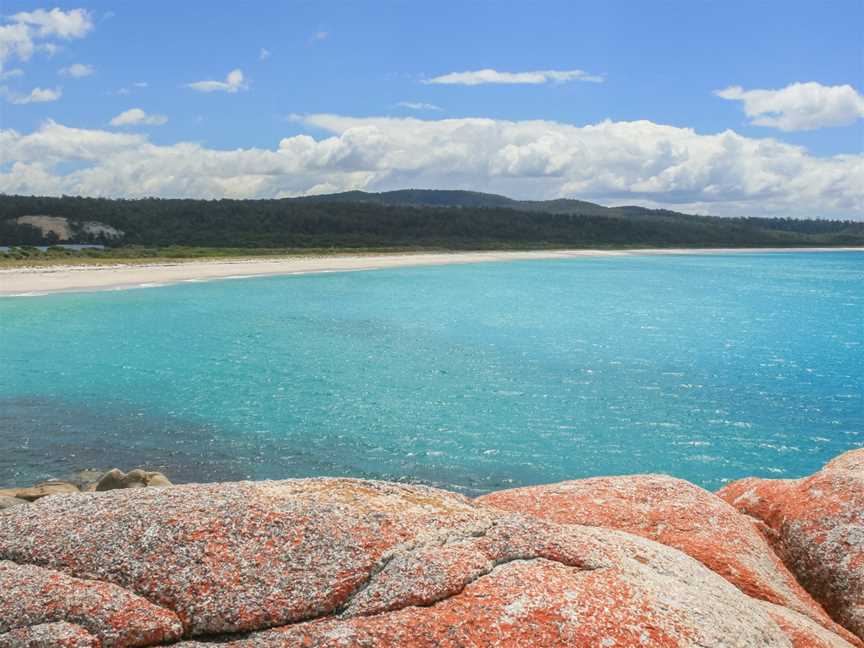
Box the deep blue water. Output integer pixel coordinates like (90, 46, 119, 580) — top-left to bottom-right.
(1, 252, 862, 494)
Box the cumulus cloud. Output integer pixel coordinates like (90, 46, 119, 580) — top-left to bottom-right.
(397, 101, 442, 111)
(9, 8, 92, 38)
(59, 62, 94, 77)
(715, 81, 864, 131)
(309, 30, 328, 43)
(0, 8, 92, 72)
(259, 47, 271, 61)
(3, 85, 61, 104)
(424, 68, 604, 85)
(0, 115, 860, 219)
(109, 108, 168, 127)
(188, 68, 247, 93)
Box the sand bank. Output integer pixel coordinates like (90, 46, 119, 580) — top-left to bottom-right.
(1, 247, 861, 296)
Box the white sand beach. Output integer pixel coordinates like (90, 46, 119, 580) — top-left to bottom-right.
(1, 248, 861, 296)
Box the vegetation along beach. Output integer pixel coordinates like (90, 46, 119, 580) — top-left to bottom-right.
(1, 1, 862, 646)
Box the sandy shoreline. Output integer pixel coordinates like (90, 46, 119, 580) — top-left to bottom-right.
(1, 247, 861, 296)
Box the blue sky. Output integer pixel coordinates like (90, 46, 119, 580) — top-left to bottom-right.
(1, 1, 862, 218)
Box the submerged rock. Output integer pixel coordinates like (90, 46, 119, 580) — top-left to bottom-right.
(477, 473, 856, 642)
(94, 468, 172, 491)
(0, 561, 182, 646)
(719, 448, 864, 641)
(0, 478, 795, 645)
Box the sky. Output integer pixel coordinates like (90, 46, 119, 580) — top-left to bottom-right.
(0, 1, 862, 219)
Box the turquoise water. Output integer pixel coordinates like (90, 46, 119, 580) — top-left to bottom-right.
(1, 252, 862, 494)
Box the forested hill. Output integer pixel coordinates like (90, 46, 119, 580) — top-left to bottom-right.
(0, 191, 862, 249)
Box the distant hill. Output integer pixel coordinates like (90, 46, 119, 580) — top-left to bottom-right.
(0, 190, 862, 249)
(294, 189, 618, 217)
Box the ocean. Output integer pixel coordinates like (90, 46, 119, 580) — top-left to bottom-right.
(1, 251, 861, 494)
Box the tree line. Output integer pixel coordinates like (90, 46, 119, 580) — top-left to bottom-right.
(1, 194, 862, 249)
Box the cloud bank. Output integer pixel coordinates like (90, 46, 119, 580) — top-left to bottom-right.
(715, 81, 864, 131)
(424, 68, 604, 85)
(1, 115, 860, 218)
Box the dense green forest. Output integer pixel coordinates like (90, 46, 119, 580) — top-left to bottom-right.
(1, 190, 862, 249)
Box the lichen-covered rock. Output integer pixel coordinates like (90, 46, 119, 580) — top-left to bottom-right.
(0, 478, 803, 645)
(0, 622, 98, 648)
(94, 468, 172, 491)
(178, 526, 795, 647)
(825, 448, 864, 473)
(477, 473, 851, 641)
(718, 448, 864, 640)
(0, 496, 27, 511)
(0, 482, 79, 502)
(0, 479, 495, 636)
(761, 601, 859, 648)
(0, 561, 182, 647)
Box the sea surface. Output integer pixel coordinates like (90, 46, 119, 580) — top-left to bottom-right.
(1, 252, 862, 494)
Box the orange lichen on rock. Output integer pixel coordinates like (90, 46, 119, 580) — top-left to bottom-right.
(761, 601, 859, 648)
(177, 531, 795, 647)
(718, 448, 864, 641)
(1, 452, 861, 647)
(0, 561, 182, 647)
(0, 622, 99, 648)
(0, 479, 496, 637)
(476, 472, 853, 641)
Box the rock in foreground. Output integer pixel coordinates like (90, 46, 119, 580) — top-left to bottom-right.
(719, 448, 864, 641)
(477, 474, 853, 641)
(1, 449, 862, 647)
(0, 561, 182, 646)
(0, 621, 98, 648)
(0, 477, 805, 647)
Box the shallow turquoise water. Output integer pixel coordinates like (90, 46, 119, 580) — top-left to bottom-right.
(1, 252, 862, 494)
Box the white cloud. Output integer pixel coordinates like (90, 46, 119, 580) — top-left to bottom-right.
(0, 8, 92, 72)
(109, 108, 168, 127)
(188, 68, 247, 93)
(715, 81, 864, 131)
(3, 86, 61, 104)
(259, 48, 271, 61)
(0, 22, 34, 69)
(133, 81, 148, 87)
(38, 42, 59, 57)
(0, 115, 860, 219)
(9, 8, 92, 38)
(309, 30, 328, 43)
(397, 101, 442, 111)
(0, 67, 23, 80)
(59, 62, 94, 77)
(424, 68, 604, 86)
